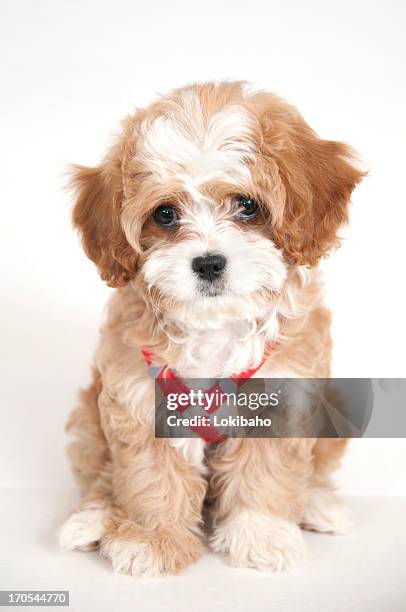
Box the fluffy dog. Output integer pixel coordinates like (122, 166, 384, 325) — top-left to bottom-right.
(58, 81, 364, 575)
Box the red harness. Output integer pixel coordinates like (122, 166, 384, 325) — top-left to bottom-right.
(142, 346, 273, 443)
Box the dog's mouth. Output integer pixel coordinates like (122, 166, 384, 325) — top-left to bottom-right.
(197, 278, 226, 298)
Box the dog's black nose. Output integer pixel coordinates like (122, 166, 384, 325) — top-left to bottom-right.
(192, 254, 226, 281)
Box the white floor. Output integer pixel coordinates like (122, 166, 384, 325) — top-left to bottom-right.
(1, 490, 405, 612)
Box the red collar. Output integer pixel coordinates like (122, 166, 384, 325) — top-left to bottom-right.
(142, 345, 276, 444)
(142, 345, 275, 443)
(141, 346, 273, 382)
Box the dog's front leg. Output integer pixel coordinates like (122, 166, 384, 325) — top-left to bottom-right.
(208, 438, 314, 571)
(99, 398, 207, 577)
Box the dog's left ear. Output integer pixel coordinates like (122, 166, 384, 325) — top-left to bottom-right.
(259, 98, 366, 266)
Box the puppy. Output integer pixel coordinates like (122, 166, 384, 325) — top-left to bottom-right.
(58, 81, 364, 575)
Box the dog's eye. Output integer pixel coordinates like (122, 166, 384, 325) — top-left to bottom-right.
(235, 195, 259, 220)
(153, 204, 178, 227)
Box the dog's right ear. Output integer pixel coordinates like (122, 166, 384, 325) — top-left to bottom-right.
(70, 164, 138, 287)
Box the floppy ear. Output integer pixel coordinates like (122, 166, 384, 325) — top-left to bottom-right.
(70, 164, 138, 287)
(260, 99, 365, 266)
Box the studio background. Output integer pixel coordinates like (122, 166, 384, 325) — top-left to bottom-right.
(1, 2, 406, 610)
(1, 0, 405, 496)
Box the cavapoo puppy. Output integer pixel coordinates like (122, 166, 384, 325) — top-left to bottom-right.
(58, 81, 364, 575)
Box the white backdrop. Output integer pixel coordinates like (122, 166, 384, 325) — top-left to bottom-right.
(1, 0, 406, 496)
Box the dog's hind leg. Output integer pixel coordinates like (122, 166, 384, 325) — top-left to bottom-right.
(301, 438, 351, 535)
(58, 467, 113, 551)
(65, 367, 109, 494)
(58, 368, 112, 551)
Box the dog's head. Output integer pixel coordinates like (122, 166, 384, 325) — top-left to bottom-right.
(71, 82, 364, 314)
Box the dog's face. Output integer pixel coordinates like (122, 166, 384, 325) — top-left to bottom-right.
(71, 82, 363, 315)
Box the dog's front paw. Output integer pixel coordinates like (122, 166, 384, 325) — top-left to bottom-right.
(101, 520, 204, 577)
(301, 487, 351, 535)
(210, 510, 306, 571)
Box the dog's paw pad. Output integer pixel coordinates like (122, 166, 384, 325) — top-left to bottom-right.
(76, 540, 100, 552)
